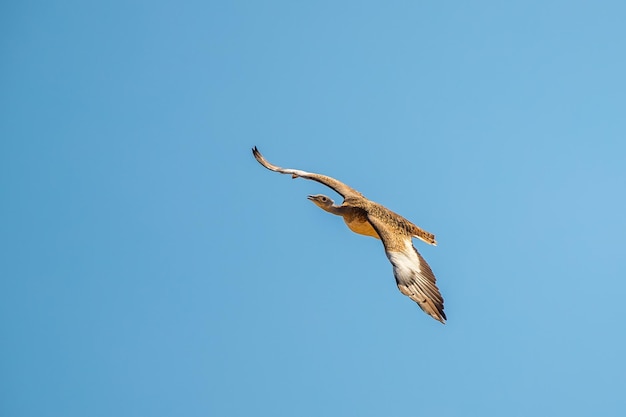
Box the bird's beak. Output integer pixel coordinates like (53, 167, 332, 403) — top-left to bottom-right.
(307, 195, 315, 201)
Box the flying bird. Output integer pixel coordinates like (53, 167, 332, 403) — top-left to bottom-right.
(252, 146, 446, 323)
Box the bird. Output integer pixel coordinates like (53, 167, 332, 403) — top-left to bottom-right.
(252, 146, 446, 323)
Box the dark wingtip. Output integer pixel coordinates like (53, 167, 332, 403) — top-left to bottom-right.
(252, 146, 262, 161)
(438, 309, 447, 324)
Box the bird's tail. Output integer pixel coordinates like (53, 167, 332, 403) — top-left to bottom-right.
(413, 227, 437, 246)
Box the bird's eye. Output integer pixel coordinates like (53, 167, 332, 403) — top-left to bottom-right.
(322, 197, 327, 202)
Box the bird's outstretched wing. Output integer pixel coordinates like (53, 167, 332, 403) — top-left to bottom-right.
(366, 214, 446, 323)
(252, 146, 362, 199)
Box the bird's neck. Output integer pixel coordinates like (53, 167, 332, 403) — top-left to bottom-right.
(324, 204, 345, 216)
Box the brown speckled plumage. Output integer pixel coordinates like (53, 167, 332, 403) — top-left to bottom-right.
(252, 146, 446, 323)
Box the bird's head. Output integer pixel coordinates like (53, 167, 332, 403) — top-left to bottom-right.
(307, 194, 334, 211)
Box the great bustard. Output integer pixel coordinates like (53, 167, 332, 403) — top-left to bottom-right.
(252, 147, 446, 324)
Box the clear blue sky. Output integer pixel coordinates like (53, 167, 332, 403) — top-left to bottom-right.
(2, 1, 625, 416)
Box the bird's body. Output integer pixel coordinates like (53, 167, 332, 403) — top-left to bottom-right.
(252, 147, 446, 323)
(314, 202, 380, 239)
(341, 207, 380, 239)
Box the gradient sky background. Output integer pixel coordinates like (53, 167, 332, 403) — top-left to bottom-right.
(2, 1, 626, 416)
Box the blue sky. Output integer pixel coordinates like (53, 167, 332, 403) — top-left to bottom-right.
(2, 1, 626, 416)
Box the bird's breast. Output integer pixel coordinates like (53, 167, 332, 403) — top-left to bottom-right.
(343, 217, 380, 239)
